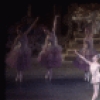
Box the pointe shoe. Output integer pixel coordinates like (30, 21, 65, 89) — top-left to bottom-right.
(45, 74, 48, 80)
(87, 77, 90, 82)
(84, 77, 89, 82)
(84, 77, 87, 81)
(19, 78, 22, 82)
(19, 77, 23, 82)
(15, 77, 18, 82)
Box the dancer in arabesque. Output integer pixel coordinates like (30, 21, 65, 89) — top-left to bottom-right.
(83, 22, 98, 82)
(37, 15, 62, 81)
(6, 17, 39, 82)
(75, 50, 100, 100)
(73, 41, 92, 81)
(74, 23, 97, 82)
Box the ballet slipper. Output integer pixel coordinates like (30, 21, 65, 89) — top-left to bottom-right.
(15, 77, 18, 82)
(15, 73, 19, 82)
(45, 74, 48, 79)
(19, 76, 22, 82)
(19, 74, 23, 82)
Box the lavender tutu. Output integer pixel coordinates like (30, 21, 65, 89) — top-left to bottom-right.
(38, 45, 62, 68)
(6, 34, 32, 71)
(73, 54, 89, 71)
(6, 45, 20, 68)
(73, 48, 98, 71)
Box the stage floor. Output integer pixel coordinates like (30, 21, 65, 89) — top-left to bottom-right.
(6, 78, 100, 100)
(5, 61, 100, 100)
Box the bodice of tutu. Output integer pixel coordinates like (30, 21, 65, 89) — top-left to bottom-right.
(90, 63, 100, 84)
(42, 31, 62, 52)
(84, 37, 93, 49)
(47, 44, 62, 52)
(47, 32, 57, 45)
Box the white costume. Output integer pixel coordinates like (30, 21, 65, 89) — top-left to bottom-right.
(89, 63, 100, 84)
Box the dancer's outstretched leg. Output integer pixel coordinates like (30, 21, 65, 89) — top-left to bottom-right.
(84, 71, 90, 82)
(15, 71, 20, 82)
(45, 68, 52, 81)
(19, 71, 23, 82)
(48, 68, 52, 81)
(45, 69, 49, 80)
(92, 84, 99, 100)
(87, 71, 90, 82)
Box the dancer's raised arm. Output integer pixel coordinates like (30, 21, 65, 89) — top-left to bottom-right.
(24, 17, 39, 35)
(12, 34, 20, 49)
(52, 15, 59, 34)
(75, 50, 91, 65)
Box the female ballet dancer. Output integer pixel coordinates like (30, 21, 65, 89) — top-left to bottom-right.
(83, 30, 94, 80)
(73, 41, 92, 82)
(74, 26, 95, 82)
(37, 16, 62, 81)
(6, 17, 39, 82)
(75, 50, 100, 100)
(84, 24, 98, 82)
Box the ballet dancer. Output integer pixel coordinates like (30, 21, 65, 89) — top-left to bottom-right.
(75, 50, 100, 100)
(37, 15, 62, 81)
(74, 41, 91, 81)
(6, 17, 39, 82)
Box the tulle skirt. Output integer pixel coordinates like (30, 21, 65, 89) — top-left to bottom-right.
(73, 55, 89, 71)
(73, 48, 98, 71)
(6, 46, 32, 71)
(38, 45, 62, 68)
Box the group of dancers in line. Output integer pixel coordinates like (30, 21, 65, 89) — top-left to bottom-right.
(6, 15, 100, 100)
(6, 15, 62, 82)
